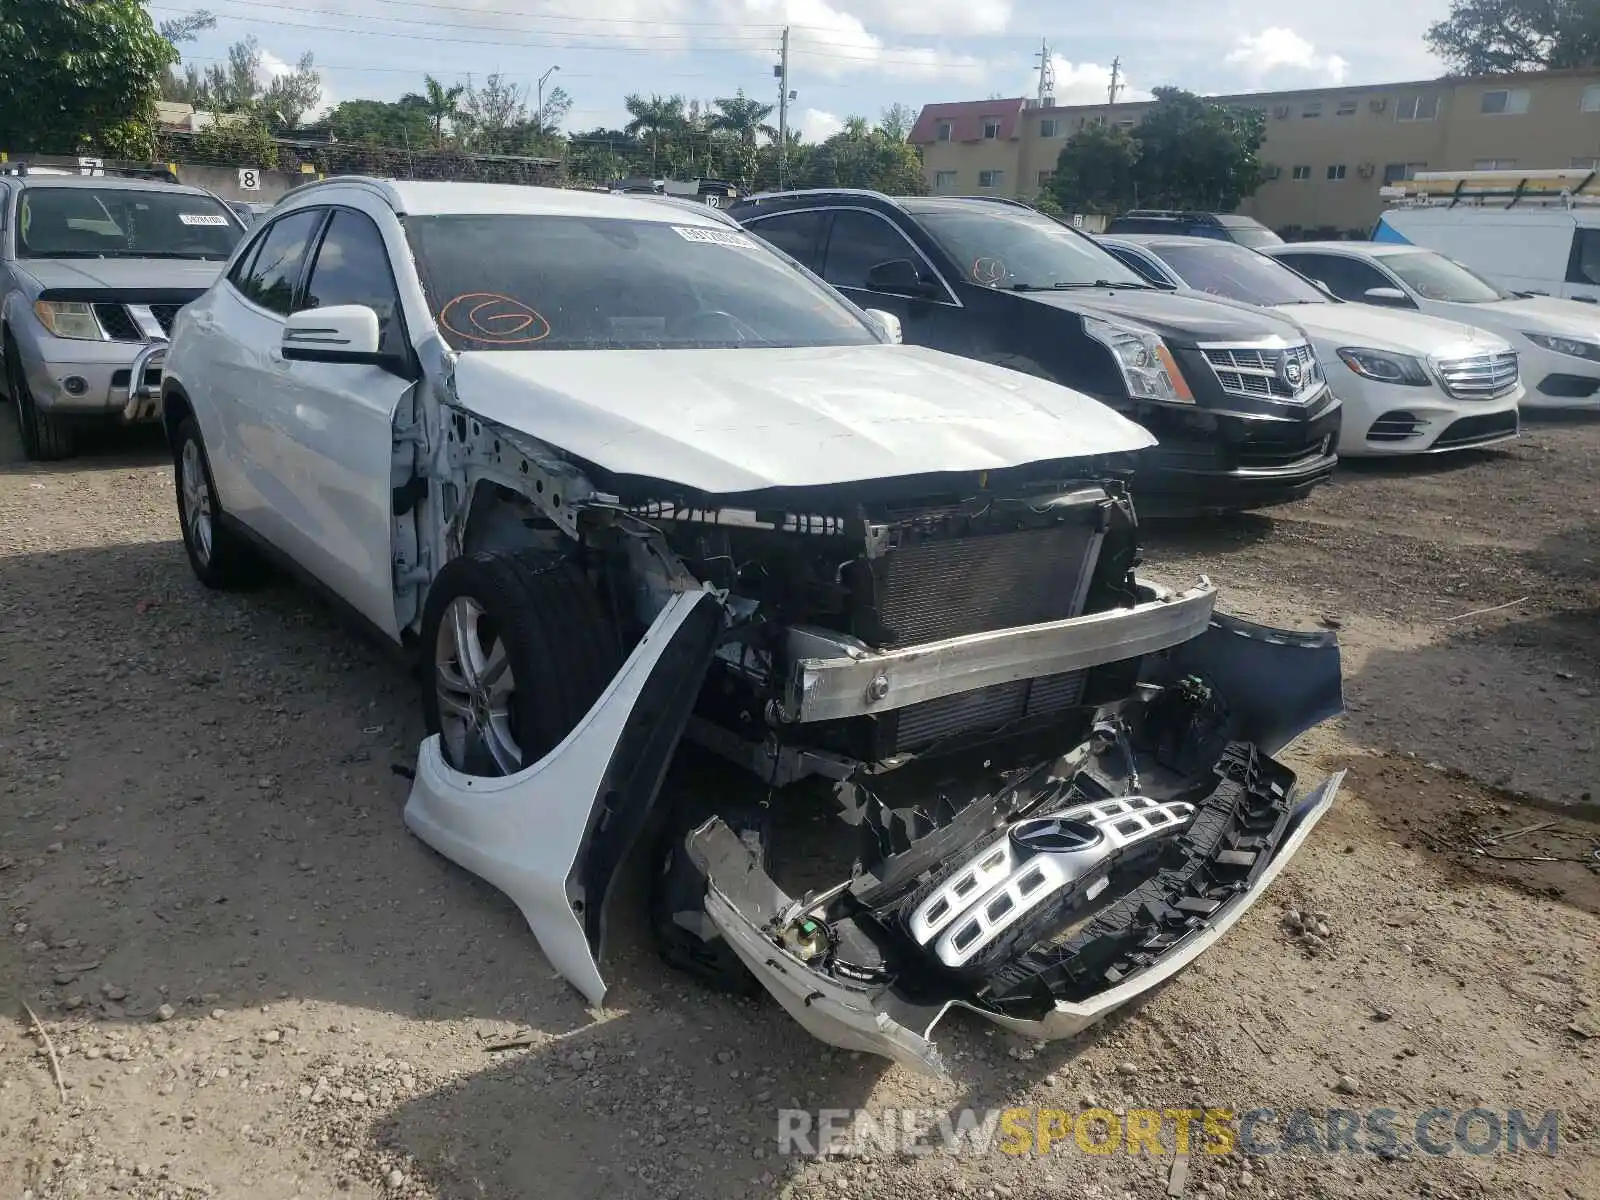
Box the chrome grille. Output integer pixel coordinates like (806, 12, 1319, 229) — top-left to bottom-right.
(93, 303, 142, 342)
(1433, 351, 1518, 400)
(149, 304, 182, 334)
(1202, 343, 1321, 403)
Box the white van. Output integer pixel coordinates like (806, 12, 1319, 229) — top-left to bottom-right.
(1373, 169, 1600, 305)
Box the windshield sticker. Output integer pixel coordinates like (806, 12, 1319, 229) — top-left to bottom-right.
(971, 257, 1006, 286)
(672, 225, 756, 249)
(438, 292, 551, 344)
(179, 213, 229, 226)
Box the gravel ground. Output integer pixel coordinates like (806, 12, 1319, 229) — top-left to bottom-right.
(2, 412, 1598, 1200)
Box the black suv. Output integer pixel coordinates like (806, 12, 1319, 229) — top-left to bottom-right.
(1104, 210, 1283, 248)
(728, 190, 1338, 513)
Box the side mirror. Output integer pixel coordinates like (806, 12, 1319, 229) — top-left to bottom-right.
(862, 308, 903, 343)
(864, 257, 938, 299)
(282, 304, 383, 364)
(1362, 286, 1413, 308)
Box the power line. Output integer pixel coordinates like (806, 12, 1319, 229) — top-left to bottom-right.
(150, 1, 969, 68)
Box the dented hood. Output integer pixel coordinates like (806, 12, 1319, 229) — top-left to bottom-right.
(449, 343, 1156, 494)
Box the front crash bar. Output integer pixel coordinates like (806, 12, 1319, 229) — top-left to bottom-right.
(121, 341, 167, 421)
(780, 581, 1218, 724)
(404, 588, 721, 1008)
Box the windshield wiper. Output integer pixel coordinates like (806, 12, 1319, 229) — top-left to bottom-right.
(1010, 279, 1151, 291)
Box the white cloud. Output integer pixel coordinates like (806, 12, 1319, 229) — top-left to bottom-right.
(797, 107, 844, 140)
(1225, 27, 1350, 85)
(847, 0, 1012, 35)
(1025, 54, 1154, 105)
(732, 0, 990, 82)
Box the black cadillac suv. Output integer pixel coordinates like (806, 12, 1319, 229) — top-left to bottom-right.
(726, 190, 1340, 513)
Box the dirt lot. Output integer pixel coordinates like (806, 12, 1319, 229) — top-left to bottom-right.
(2, 411, 1598, 1200)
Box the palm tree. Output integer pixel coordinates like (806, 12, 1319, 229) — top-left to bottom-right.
(623, 93, 688, 173)
(709, 91, 776, 146)
(415, 75, 465, 147)
(842, 116, 872, 140)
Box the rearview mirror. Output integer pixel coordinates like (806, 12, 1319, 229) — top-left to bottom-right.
(282, 304, 382, 363)
(1362, 286, 1413, 308)
(864, 257, 939, 299)
(862, 308, 903, 343)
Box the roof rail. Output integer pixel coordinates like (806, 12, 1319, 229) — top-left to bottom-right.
(1381, 167, 1600, 209)
(1122, 209, 1206, 220)
(0, 159, 180, 183)
(273, 173, 394, 207)
(734, 187, 891, 205)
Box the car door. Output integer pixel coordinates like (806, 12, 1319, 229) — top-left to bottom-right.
(1563, 227, 1600, 304)
(197, 206, 328, 546)
(817, 208, 961, 348)
(261, 205, 417, 640)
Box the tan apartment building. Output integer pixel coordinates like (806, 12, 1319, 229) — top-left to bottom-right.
(908, 68, 1600, 235)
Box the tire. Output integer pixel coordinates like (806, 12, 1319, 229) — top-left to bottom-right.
(420, 550, 622, 777)
(649, 799, 768, 995)
(5, 335, 74, 461)
(172, 415, 267, 590)
(980, 351, 1055, 381)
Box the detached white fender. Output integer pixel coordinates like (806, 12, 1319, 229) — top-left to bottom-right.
(404, 588, 723, 1006)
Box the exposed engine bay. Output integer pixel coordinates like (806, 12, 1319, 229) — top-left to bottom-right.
(404, 415, 1345, 1074)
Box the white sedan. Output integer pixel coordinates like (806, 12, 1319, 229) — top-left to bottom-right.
(1098, 234, 1523, 455)
(1262, 241, 1600, 410)
(157, 177, 1343, 1074)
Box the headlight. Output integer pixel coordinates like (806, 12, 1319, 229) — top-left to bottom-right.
(1523, 331, 1600, 361)
(33, 300, 104, 341)
(1336, 347, 1431, 386)
(1082, 315, 1194, 403)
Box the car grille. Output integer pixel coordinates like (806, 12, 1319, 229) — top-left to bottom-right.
(1202, 343, 1321, 403)
(871, 523, 1102, 751)
(1434, 351, 1518, 400)
(90, 300, 190, 342)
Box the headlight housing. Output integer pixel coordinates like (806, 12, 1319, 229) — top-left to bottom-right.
(33, 300, 104, 341)
(1523, 331, 1600, 361)
(1082, 315, 1194, 403)
(1336, 347, 1431, 386)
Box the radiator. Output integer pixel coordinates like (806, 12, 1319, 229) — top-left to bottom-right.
(872, 521, 1103, 751)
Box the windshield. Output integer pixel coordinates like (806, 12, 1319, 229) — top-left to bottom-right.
(17, 187, 242, 259)
(1226, 226, 1285, 249)
(1154, 241, 1328, 306)
(407, 214, 879, 351)
(915, 207, 1149, 290)
(1384, 251, 1507, 303)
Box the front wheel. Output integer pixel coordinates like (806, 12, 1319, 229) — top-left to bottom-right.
(5, 337, 75, 460)
(419, 550, 622, 777)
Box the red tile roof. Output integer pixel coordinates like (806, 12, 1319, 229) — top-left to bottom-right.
(909, 99, 1028, 145)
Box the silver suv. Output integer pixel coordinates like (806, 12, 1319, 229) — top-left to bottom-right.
(0, 165, 246, 459)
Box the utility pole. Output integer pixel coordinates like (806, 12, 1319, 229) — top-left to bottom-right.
(537, 65, 560, 135)
(1107, 56, 1122, 108)
(775, 27, 791, 188)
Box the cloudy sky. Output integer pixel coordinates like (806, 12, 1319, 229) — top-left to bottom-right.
(151, 0, 1457, 140)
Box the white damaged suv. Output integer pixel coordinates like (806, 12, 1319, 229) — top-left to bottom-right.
(160, 178, 1344, 1074)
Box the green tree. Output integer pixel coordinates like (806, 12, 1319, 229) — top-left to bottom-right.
(1131, 88, 1265, 211)
(798, 122, 928, 194)
(408, 75, 465, 147)
(709, 90, 775, 145)
(623, 93, 688, 173)
(877, 102, 916, 141)
(320, 97, 432, 147)
(1426, 0, 1600, 73)
(1049, 123, 1142, 213)
(164, 35, 321, 131)
(0, 0, 176, 156)
(457, 73, 528, 153)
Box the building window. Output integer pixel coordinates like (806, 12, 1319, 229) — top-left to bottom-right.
(1292, 165, 1312, 181)
(935, 121, 952, 141)
(978, 169, 1004, 189)
(1336, 99, 1358, 115)
(1397, 94, 1439, 121)
(1327, 164, 1347, 180)
(1473, 158, 1517, 170)
(982, 117, 1002, 139)
(1480, 89, 1530, 115)
(1583, 86, 1600, 113)
(1040, 118, 1060, 137)
(1037, 169, 1054, 188)
(1117, 118, 1135, 129)
(934, 170, 958, 191)
(1302, 102, 1323, 118)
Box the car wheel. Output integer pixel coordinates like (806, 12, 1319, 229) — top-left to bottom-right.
(4, 336, 74, 460)
(173, 415, 266, 589)
(420, 550, 622, 777)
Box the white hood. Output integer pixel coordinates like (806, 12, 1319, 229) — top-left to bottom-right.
(1428, 295, 1600, 342)
(1278, 302, 1512, 358)
(450, 344, 1156, 495)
